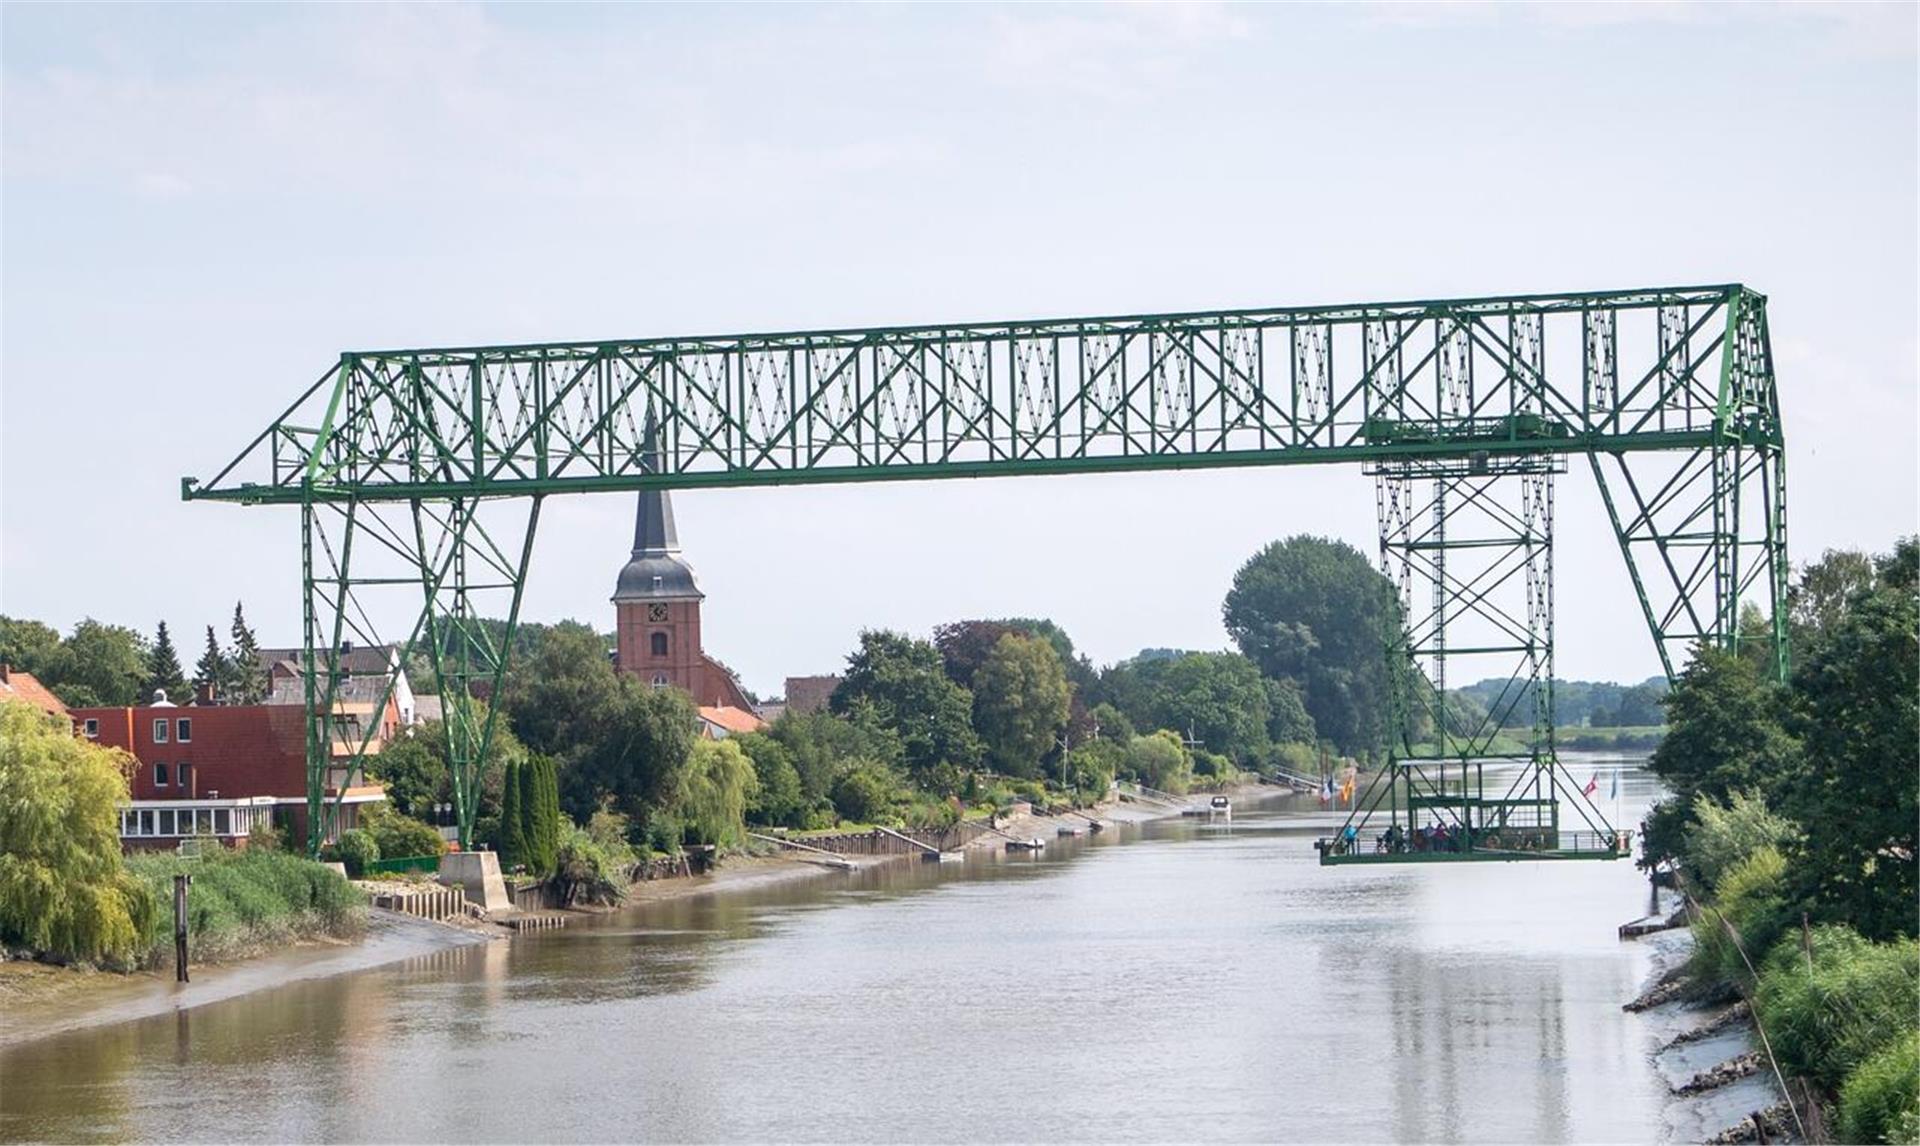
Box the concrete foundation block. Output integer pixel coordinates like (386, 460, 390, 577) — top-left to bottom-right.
(438, 851, 511, 914)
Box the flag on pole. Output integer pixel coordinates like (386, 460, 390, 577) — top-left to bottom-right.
(1583, 772, 1599, 797)
(1320, 776, 1334, 804)
(1340, 772, 1355, 804)
(1609, 769, 1619, 800)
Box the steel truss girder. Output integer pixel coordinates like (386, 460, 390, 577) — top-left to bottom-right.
(187, 284, 1776, 509)
(299, 494, 541, 854)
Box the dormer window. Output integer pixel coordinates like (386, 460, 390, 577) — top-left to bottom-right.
(652, 575, 664, 592)
(651, 632, 669, 657)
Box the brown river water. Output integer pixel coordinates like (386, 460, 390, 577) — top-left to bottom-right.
(1, 754, 1691, 1143)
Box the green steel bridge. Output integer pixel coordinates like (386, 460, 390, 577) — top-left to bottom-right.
(183, 284, 1788, 861)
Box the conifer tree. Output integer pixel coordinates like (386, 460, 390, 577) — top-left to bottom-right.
(521, 755, 561, 875)
(498, 759, 527, 872)
(192, 626, 228, 704)
(143, 622, 189, 704)
(226, 603, 267, 704)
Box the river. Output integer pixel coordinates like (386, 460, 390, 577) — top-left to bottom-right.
(1, 754, 1680, 1144)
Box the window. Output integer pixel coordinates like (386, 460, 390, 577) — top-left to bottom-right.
(651, 673, 669, 689)
(177, 763, 191, 790)
(197, 809, 214, 835)
(152, 719, 169, 744)
(145, 809, 161, 836)
(121, 810, 133, 836)
(83, 718, 99, 738)
(176, 718, 192, 743)
(154, 762, 169, 786)
(214, 809, 231, 836)
(650, 631, 669, 657)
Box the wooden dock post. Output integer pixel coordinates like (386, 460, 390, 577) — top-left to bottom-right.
(173, 874, 192, 983)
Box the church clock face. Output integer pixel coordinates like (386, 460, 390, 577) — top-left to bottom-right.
(647, 603, 669, 622)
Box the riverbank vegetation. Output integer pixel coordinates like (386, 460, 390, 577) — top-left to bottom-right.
(0, 702, 362, 969)
(1645, 539, 1918, 1144)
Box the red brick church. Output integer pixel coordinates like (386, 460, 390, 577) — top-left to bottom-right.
(610, 468, 758, 723)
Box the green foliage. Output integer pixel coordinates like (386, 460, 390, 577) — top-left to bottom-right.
(143, 621, 189, 704)
(552, 823, 627, 907)
(0, 703, 155, 965)
(558, 679, 698, 840)
(1223, 535, 1401, 756)
(225, 602, 267, 705)
(1148, 651, 1272, 762)
(679, 739, 759, 847)
(1263, 677, 1317, 746)
(830, 762, 904, 824)
(523, 755, 562, 875)
(331, 829, 380, 878)
(497, 620, 624, 759)
(358, 803, 445, 861)
(832, 629, 982, 789)
(1837, 1030, 1920, 1146)
(736, 732, 807, 827)
(44, 618, 149, 708)
(0, 616, 62, 677)
(1123, 730, 1192, 795)
(368, 708, 524, 822)
(192, 625, 229, 702)
(1064, 740, 1120, 803)
(585, 806, 636, 861)
(1643, 648, 1799, 870)
(123, 849, 363, 965)
(1688, 846, 1791, 987)
(1754, 926, 1919, 1093)
(497, 759, 527, 871)
(768, 710, 904, 805)
(1778, 566, 1918, 941)
(971, 632, 1071, 778)
(1085, 702, 1133, 745)
(1788, 547, 1881, 661)
(1686, 789, 1799, 891)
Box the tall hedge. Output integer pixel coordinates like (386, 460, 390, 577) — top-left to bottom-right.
(519, 755, 560, 876)
(498, 759, 527, 872)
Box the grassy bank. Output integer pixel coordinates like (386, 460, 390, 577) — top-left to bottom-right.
(1558, 724, 1665, 751)
(123, 850, 367, 967)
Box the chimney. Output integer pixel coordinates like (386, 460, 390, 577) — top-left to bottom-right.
(196, 682, 216, 706)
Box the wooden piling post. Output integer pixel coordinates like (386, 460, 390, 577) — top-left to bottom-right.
(173, 874, 192, 983)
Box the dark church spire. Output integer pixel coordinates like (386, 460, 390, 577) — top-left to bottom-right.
(611, 415, 701, 602)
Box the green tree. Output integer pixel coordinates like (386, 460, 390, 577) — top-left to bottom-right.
(497, 759, 527, 871)
(933, 619, 1019, 689)
(735, 732, 807, 827)
(226, 603, 267, 705)
(679, 739, 759, 847)
(1263, 678, 1317, 746)
(1123, 730, 1193, 794)
(1686, 789, 1799, 891)
(193, 625, 229, 703)
(561, 680, 699, 837)
(0, 616, 61, 677)
(142, 621, 189, 704)
(499, 620, 623, 759)
(368, 708, 525, 822)
(519, 755, 562, 875)
(1642, 648, 1799, 869)
(1085, 702, 1134, 745)
(1779, 556, 1918, 941)
(829, 761, 904, 824)
(971, 633, 1071, 778)
(1148, 651, 1271, 762)
(767, 709, 904, 807)
(0, 702, 154, 964)
(831, 630, 981, 791)
(1223, 536, 1402, 756)
(46, 619, 147, 707)
(1787, 547, 1879, 657)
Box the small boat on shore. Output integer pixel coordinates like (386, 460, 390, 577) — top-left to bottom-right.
(1004, 837, 1046, 852)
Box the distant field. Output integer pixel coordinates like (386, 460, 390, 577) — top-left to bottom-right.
(1557, 725, 1666, 750)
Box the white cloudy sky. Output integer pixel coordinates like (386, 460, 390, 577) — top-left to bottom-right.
(2, 3, 1914, 697)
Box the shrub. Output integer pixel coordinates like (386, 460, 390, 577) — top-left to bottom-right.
(586, 805, 635, 861)
(551, 825, 626, 907)
(1838, 1030, 1920, 1146)
(1687, 789, 1799, 890)
(1754, 926, 1920, 1092)
(124, 850, 363, 964)
(360, 804, 445, 861)
(830, 763, 901, 824)
(1689, 846, 1792, 987)
(333, 829, 380, 878)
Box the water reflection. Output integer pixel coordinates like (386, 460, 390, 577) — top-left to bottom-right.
(2, 759, 1672, 1144)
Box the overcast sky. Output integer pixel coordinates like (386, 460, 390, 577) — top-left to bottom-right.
(2, 3, 1914, 698)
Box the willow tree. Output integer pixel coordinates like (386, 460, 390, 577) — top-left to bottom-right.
(0, 701, 154, 964)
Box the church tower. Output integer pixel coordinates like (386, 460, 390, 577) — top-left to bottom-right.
(611, 472, 708, 695)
